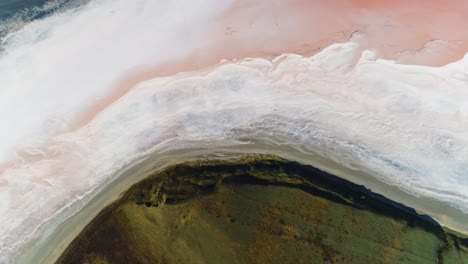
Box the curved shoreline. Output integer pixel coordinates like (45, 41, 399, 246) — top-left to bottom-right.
(14, 144, 468, 263)
(57, 153, 468, 263)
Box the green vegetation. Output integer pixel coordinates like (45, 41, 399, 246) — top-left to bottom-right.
(57, 154, 468, 264)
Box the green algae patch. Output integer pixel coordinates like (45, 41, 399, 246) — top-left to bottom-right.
(57, 154, 468, 264)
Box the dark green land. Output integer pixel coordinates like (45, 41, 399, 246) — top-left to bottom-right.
(57, 155, 468, 264)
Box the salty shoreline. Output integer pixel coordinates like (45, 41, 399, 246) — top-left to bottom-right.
(1, 0, 468, 263)
(14, 142, 468, 263)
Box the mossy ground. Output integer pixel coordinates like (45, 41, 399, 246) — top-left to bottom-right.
(57, 155, 468, 264)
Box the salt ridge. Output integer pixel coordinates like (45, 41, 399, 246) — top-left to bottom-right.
(4, 42, 468, 262)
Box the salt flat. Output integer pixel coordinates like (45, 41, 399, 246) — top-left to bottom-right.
(1, 0, 468, 263)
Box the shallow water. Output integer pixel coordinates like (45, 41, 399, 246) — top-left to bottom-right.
(0, 0, 52, 19)
(0, 0, 87, 42)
